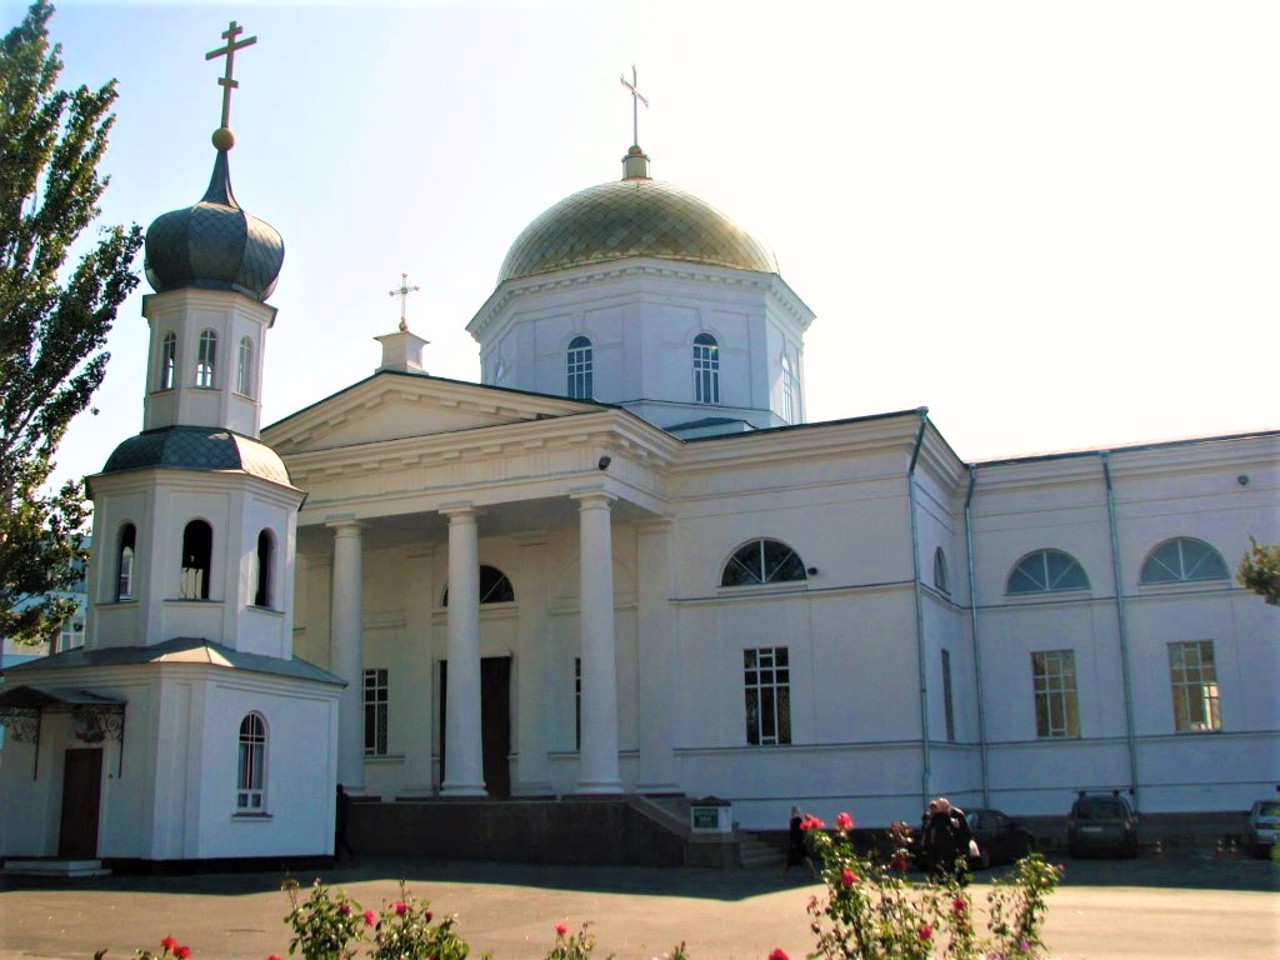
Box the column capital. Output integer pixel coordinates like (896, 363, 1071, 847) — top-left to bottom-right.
(439, 501, 482, 519)
(569, 488, 617, 508)
(326, 518, 365, 536)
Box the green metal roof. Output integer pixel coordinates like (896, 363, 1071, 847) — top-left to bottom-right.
(498, 177, 778, 284)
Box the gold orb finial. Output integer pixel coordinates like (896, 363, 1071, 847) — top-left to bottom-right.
(212, 126, 236, 151)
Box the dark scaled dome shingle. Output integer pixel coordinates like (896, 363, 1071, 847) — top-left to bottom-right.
(498, 177, 778, 284)
(144, 150, 284, 301)
(102, 426, 291, 485)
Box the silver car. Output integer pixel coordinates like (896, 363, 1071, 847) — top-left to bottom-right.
(1247, 799, 1280, 857)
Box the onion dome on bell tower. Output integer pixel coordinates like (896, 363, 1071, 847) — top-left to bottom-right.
(135, 21, 283, 439)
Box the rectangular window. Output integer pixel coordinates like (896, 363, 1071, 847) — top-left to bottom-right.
(1168, 640, 1221, 732)
(574, 657, 582, 752)
(364, 668, 389, 756)
(941, 649, 955, 742)
(744, 646, 791, 745)
(1032, 650, 1080, 738)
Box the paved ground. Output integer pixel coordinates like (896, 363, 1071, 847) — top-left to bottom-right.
(0, 850, 1275, 960)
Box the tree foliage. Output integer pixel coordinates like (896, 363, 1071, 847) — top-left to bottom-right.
(0, 1, 142, 645)
(1237, 536, 1280, 607)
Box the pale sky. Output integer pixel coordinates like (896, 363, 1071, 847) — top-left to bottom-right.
(13, 0, 1278, 495)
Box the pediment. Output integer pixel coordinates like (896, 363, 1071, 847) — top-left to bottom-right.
(262, 371, 603, 456)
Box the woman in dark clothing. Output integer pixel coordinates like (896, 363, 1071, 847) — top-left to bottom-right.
(921, 796, 971, 881)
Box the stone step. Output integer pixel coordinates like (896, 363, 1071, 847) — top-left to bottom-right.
(2, 858, 112, 878)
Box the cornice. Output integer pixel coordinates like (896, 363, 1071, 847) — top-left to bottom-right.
(467, 258, 813, 341)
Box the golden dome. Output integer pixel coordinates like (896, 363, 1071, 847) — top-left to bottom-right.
(498, 177, 778, 284)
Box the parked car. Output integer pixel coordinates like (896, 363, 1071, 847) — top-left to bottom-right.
(1247, 799, 1280, 858)
(1067, 792, 1139, 858)
(964, 807, 1037, 868)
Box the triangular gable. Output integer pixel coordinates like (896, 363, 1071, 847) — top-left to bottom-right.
(262, 370, 607, 456)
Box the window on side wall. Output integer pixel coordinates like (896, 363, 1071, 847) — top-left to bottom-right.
(1031, 649, 1080, 738)
(567, 335, 593, 400)
(744, 646, 791, 745)
(364, 668, 388, 756)
(1141, 538, 1229, 584)
(236, 712, 267, 812)
(1007, 549, 1089, 595)
(721, 539, 807, 587)
(1168, 640, 1221, 732)
(693, 333, 720, 404)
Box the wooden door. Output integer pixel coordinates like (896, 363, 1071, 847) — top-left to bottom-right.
(58, 749, 103, 858)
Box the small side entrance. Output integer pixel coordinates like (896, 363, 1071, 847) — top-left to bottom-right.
(58, 748, 103, 858)
(439, 657, 512, 798)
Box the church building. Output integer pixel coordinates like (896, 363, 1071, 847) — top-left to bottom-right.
(0, 26, 1275, 869)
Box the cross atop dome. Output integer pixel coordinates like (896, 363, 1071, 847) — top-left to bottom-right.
(206, 20, 257, 151)
(619, 65, 651, 180)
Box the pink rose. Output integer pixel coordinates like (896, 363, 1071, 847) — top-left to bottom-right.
(799, 815, 825, 831)
(363, 910, 377, 927)
(840, 868, 857, 888)
(268, 956, 282, 960)
(769, 950, 790, 960)
(555, 923, 568, 936)
(393, 901, 408, 916)
(834, 812, 853, 832)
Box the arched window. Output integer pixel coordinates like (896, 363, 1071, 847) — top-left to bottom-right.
(780, 353, 796, 423)
(721, 538, 808, 587)
(159, 332, 177, 390)
(180, 519, 213, 600)
(117, 523, 136, 601)
(442, 564, 515, 606)
(1140, 537, 1229, 584)
(196, 330, 217, 388)
(1007, 548, 1090, 595)
(933, 547, 950, 596)
(567, 335, 593, 399)
(236, 712, 267, 812)
(693, 333, 720, 404)
(253, 529, 274, 607)
(236, 336, 254, 397)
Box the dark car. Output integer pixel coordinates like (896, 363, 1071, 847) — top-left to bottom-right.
(1067, 792, 1139, 858)
(964, 807, 1037, 868)
(1247, 799, 1280, 858)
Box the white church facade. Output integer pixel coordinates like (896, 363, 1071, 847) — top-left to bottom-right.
(270, 207, 1277, 828)
(0, 31, 1276, 868)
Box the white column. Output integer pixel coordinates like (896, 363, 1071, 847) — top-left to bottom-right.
(328, 520, 365, 794)
(573, 490, 623, 794)
(440, 504, 486, 797)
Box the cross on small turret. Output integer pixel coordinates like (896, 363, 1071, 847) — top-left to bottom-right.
(620, 64, 649, 148)
(206, 20, 258, 133)
(389, 272, 421, 332)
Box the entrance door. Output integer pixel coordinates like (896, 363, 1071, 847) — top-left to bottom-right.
(58, 749, 103, 858)
(439, 657, 512, 798)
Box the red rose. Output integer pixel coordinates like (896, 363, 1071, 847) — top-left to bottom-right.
(919, 925, 933, 941)
(834, 812, 853, 832)
(393, 901, 408, 916)
(769, 950, 790, 960)
(840, 868, 857, 888)
(952, 896, 967, 913)
(363, 910, 377, 926)
(175, 946, 191, 959)
(555, 923, 568, 936)
(161, 937, 177, 953)
(268, 956, 282, 960)
(339, 903, 351, 916)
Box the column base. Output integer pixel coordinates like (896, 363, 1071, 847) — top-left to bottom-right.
(574, 780, 625, 795)
(440, 782, 488, 798)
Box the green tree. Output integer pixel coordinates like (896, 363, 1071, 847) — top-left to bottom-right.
(1237, 536, 1280, 606)
(0, 1, 142, 646)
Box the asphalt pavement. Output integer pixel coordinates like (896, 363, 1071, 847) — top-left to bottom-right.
(0, 849, 1275, 960)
